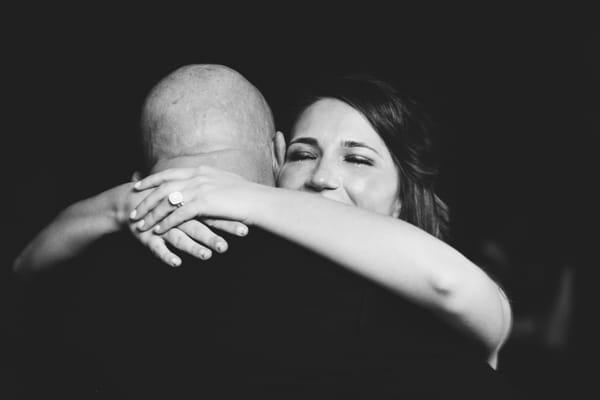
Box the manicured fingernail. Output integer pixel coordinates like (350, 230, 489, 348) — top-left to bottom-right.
(134, 181, 142, 189)
(129, 209, 137, 219)
(154, 225, 161, 233)
(171, 258, 181, 267)
(137, 220, 145, 229)
(237, 226, 248, 236)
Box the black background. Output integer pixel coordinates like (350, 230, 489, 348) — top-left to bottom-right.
(3, 7, 597, 398)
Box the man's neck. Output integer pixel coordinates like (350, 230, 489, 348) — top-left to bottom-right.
(149, 150, 275, 186)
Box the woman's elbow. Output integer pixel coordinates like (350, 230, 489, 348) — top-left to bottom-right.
(12, 251, 39, 278)
(12, 254, 24, 275)
(432, 271, 512, 353)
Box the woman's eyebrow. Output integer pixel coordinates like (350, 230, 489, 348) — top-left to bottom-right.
(342, 140, 381, 156)
(289, 137, 318, 146)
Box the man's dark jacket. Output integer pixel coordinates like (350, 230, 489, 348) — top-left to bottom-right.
(17, 229, 523, 399)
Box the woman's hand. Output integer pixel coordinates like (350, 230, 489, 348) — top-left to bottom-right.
(129, 166, 258, 236)
(126, 219, 243, 267)
(120, 178, 249, 267)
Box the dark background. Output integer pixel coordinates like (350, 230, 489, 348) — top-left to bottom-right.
(3, 8, 597, 398)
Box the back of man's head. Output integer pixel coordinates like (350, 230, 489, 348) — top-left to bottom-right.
(140, 64, 278, 184)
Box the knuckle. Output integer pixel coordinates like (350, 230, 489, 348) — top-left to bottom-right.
(155, 182, 169, 194)
(135, 200, 147, 213)
(177, 220, 191, 233)
(144, 213, 155, 226)
(188, 224, 203, 238)
(149, 242, 162, 256)
(176, 221, 192, 236)
(197, 218, 210, 230)
(138, 232, 150, 244)
(161, 215, 173, 229)
(167, 231, 181, 247)
(156, 186, 169, 199)
(187, 222, 202, 236)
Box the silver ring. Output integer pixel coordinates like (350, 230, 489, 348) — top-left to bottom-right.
(168, 191, 184, 207)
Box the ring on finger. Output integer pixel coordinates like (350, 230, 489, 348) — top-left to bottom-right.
(168, 191, 184, 208)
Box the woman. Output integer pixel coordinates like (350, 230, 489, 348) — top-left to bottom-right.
(128, 75, 512, 368)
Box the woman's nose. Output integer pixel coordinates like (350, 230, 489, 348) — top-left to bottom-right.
(306, 161, 340, 191)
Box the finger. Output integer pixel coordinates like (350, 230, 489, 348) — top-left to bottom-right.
(145, 233, 182, 267)
(177, 220, 229, 254)
(128, 224, 180, 267)
(131, 182, 179, 222)
(152, 204, 202, 237)
(137, 196, 179, 232)
(202, 218, 249, 237)
(163, 228, 213, 260)
(133, 168, 194, 191)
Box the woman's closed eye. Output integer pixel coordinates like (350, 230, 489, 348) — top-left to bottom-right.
(345, 154, 374, 166)
(288, 150, 318, 162)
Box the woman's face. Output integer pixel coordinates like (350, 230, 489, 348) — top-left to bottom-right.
(277, 98, 401, 217)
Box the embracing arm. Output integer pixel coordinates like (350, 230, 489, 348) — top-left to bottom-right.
(12, 181, 249, 277)
(249, 187, 512, 366)
(12, 183, 132, 276)
(132, 169, 512, 366)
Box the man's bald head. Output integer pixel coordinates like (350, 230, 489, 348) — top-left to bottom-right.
(140, 64, 278, 183)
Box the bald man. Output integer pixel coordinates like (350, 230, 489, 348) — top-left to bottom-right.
(13, 64, 300, 398)
(140, 64, 282, 183)
(13, 64, 286, 275)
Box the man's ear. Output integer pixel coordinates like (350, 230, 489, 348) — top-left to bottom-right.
(272, 131, 286, 172)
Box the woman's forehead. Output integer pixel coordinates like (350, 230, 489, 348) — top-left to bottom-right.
(292, 99, 388, 152)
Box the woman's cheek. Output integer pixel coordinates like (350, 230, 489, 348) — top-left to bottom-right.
(347, 176, 397, 215)
(344, 177, 370, 209)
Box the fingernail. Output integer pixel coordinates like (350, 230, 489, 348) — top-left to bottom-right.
(129, 209, 137, 219)
(216, 242, 227, 253)
(171, 258, 181, 267)
(134, 181, 141, 189)
(237, 226, 248, 236)
(200, 250, 209, 260)
(137, 220, 145, 229)
(154, 225, 161, 233)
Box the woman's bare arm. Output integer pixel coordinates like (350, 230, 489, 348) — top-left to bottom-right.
(250, 187, 512, 365)
(12, 181, 248, 277)
(132, 167, 513, 365)
(12, 183, 130, 276)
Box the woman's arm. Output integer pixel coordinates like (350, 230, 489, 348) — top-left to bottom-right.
(12, 183, 130, 276)
(12, 181, 247, 277)
(132, 167, 513, 364)
(248, 187, 512, 366)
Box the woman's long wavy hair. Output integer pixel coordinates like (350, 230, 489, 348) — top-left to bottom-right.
(290, 75, 450, 240)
